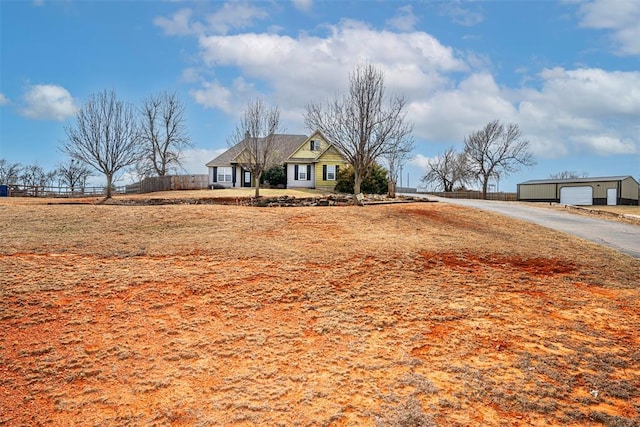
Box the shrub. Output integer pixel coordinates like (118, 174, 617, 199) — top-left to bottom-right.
(263, 165, 286, 187)
(335, 164, 388, 194)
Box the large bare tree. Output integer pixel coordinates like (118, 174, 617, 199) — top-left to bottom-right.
(464, 120, 535, 199)
(422, 146, 472, 192)
(0, 159, 22, 184)
(139, 91, 191, 176)
(305, 63, 413, 199)
(57, 158, 92, 192)
(63, 90, 142, 198)
(228, 98, 282, 197)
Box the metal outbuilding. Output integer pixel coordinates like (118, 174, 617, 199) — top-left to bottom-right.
(517, 176, 639, 206)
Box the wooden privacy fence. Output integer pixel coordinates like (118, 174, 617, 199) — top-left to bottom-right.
(126, 175, 209, 194)
(424, 191, 518, 201)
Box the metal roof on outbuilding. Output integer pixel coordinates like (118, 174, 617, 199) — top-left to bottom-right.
(520, 176, 637, 185)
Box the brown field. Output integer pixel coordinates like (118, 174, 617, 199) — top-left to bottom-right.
(1, 193, 639, 426)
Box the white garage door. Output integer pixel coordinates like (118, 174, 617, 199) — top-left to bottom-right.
(560, 186, 593, 205)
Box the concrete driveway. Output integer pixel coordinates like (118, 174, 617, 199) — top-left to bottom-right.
(405, 194, 640, 259)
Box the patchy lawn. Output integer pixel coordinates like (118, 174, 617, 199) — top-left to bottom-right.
(1, 197, 639, 426)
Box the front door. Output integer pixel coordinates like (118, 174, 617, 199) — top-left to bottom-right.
(243, 171, 252, 187)
(607, 188, 617, 205)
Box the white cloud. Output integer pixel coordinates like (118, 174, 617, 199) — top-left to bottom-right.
(0, 93, 9, 106)
(193, 19, 467, 117)
(205, 1, 268, 35)
(407, 73, 518, 143)
(571, 135, 637, 155)
(181, 67, 202, 84)
(515, 67, 640, 157)
(404, 66, 640, 160)
(292, 0, 313, 13)
(535, 67, 640, 118)
(576, 0, 640, 55)
(180, 148, 226, 174)
(159, 7, 637, 162)
(190, 80, 234, 112)
(440, 2, 484, 27)
(197, 19, 466, 73)
(154, 2, 268, 36)
(154, 8, 197, 36)
(386, 5, 418, 32)
(20, 84, 78, 121)
(409, 154, 436, 171)
(190, 77, 256, 115)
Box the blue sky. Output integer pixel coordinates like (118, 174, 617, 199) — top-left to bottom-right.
(1, 0, 639, 191)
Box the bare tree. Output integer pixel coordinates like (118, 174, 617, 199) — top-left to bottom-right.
(549, 170, 589, 180)
(228, 98, 282, 198)
(305, 63, 413, 199)
(139, 91, 191, 176)
(19, 164, 51, 196)
(44, 170, 57, 188)
(63, 90, 143, 198)
(0, 159, 22, 184)
(422, 147, 473, 192)
(381, 134, 414, 198)
(57, 159, 92, 192)
(464, 120, 535, 199)
(20, 164, 46, 187)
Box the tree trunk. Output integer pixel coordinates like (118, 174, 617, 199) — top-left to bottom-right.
(254, 173, 261, 198)
(353, 173, 363, 195)
(353, 172, 363, 205)
(388, 180, 396, 198)
(481, 177, 489, 200)
(105, 174, 113, 199)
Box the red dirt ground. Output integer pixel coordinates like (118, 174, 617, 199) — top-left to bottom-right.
(1, 198, 639, 426)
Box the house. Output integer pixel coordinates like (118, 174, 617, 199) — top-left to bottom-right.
(285, 131, 348, 191)
(205, 131, 348, 191)
(517, 176, 639, 206)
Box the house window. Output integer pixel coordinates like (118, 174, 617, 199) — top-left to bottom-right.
(310, 140, 321, 151)
(326, 165, 336, 180)
(294, 164, 311, 181)
(217, 167, 232, 183)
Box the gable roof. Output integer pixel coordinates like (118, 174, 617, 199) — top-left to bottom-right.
(520, 176, 638, 185)
(286, 130, 345, 163)
(206, 134, 308, 167)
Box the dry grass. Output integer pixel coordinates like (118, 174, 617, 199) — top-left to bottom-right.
(588, 205, 639, 214)
(1, 196, 639, 426)
(526, 202, 640, 225)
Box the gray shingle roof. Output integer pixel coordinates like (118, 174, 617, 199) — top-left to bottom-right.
(206, 134, 308, 167)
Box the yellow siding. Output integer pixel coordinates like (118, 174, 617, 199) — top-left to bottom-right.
(289, 132, 329, 160)
(315, 147, 348, 189)
(320, 146, 346, 162)
(315, 164, 339, 188)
